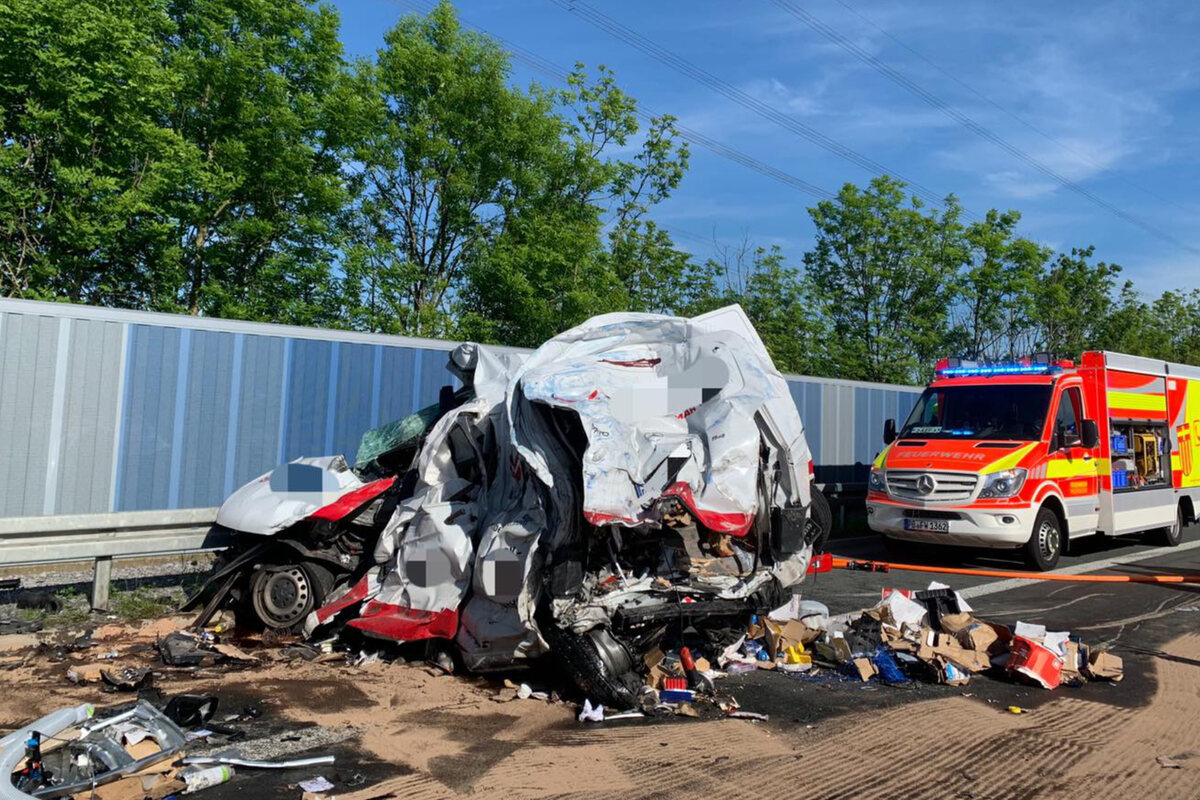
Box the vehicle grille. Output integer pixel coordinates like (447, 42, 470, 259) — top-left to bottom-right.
(887, 471, 978, 503)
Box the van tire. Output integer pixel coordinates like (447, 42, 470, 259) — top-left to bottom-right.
(807, 488, 833, 553)
(1151, 505, 1184, 548)
(541, 623, 641, 709)
(1024, 507, 1062, 571)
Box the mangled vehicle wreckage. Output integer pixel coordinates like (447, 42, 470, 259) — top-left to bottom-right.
(185, 306, 831, 704)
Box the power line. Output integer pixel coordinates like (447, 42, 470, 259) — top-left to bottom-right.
(382, 0, 761, 258)
(770, 0, 1200, 256)
(547, 0, 963, 214)
(388, 0, 835, 202)
(832, 0, 1187, 215)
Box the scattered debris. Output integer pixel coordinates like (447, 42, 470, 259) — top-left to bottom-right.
(1156, 755, 1184, 769)
(182, 755, 336, 769)
(578, 700, 605, 723)
(183, 764, 236, 792)
(299, 775, 336, 794)
(2, 701, 188, 799)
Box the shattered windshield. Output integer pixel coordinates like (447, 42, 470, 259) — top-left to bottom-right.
(900, 385, 1051, 440)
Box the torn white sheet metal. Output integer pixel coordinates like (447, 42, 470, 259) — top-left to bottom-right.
(508, 305, 811, 529)
(347, 306, 814, 666)
(215, 455, 367, 536)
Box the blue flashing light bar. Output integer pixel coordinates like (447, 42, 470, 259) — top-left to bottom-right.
(938, 363, 1059, 377)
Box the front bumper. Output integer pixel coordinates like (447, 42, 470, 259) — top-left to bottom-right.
(866, 498, 1034, 549)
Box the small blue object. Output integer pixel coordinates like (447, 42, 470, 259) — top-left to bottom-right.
(871, 648, 908, 683)
(756, 649, 770, 662)
(660, 689, 694, 703)
(1111, 434, 1127, 453)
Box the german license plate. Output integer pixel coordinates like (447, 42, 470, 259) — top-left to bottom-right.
(904, 518, 949, 533)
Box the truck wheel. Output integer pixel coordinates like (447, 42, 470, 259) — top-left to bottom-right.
(1023, 507, 1062, 571)
(1150, 505, 1184, 548)
(540, 624, 641, 709)
(806, 488, 833, 553)
(249, 563, 328, 630)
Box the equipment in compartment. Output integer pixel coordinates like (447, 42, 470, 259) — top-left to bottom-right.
(1109, 421, 1167, 490)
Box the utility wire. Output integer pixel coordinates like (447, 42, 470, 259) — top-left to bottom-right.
(388, 0, 834, 202)
(770, 0, 1199, 256)
(386, 0, 762, 257)
(832, 0, 1187, 215)
(547, 0, 962, 214)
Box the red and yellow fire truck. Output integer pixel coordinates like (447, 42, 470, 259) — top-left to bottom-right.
(867, 351, 1200, 569)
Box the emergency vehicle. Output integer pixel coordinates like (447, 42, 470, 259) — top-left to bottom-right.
(867, 351, 1200, 570)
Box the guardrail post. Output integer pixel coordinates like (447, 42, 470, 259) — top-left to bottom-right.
(91, 556, 112, 611)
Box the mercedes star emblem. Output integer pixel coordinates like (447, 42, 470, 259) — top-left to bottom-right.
(917, 474, 937, 495)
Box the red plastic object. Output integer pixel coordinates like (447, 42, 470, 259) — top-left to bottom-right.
(807, 553, 833, 573)
(1007, 635, 1062, 690)
(346, 602, 458, 642)
(662, 677, 688, 691)
(311, 476, 396, 521)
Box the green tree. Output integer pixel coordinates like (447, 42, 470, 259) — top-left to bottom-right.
(0, 0, 175, 301)
(803, 176, 965, 383)
(950, 209, 1049, 360)
(151, 0, 348, 320)
(1029, 246, 1121, 357)
(1, 0, 348, 322)
(336, 2, 689, 342)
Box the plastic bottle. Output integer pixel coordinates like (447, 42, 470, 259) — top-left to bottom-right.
(184, 765, 235, 793)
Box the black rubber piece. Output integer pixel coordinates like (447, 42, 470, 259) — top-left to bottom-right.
(540, 624, 641, 709)
(1024, 506, 1062, 571)
(807, 488, 833, 553)
(163, 694, 219, 727)
(1150, 505, 1184, 547)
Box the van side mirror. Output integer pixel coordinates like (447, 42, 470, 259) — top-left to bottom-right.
(883, 418, 897, 445)
(1081, 419, 1100, 449)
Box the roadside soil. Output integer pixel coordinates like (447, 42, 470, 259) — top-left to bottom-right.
(1, 614, 1197, 799)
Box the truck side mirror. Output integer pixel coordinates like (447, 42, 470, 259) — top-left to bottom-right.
(883, 419, 897, 445)
(1081, 419, 1100, 449)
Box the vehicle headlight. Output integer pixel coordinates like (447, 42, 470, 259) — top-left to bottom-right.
(868, 467, 887, 493)
(979, 468, 1027, 499)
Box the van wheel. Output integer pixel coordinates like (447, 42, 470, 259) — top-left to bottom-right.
(1024, 508, 1062, 571)
(1151, 505, 1184, 547)
(541, 624, 641, 709)
(806, 489, 833, 553)
(248, 562, 330, 630)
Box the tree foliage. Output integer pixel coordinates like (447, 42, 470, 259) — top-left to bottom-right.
(803, 177, 964, 383)
(2, 0, 1196, 381)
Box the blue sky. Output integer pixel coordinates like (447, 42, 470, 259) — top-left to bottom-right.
(330, 0, 1200, 293)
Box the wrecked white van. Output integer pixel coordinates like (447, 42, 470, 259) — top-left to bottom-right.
(186, 306, 826, 704)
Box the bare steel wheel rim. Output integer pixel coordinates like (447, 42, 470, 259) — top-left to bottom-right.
(1038, 520, 1060, 561)
(254, 567, 311, 626)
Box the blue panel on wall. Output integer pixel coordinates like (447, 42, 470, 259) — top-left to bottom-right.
(232, 335, 286, 491)
(282, 339, 333, 460)
(177, 330, 235, 508)
(117, 325, 181, 511)
(853, 388, 870, 468)
(331, 343, 378, 463)
(802, 382, 822, 464)
(376, 347, 420, 427)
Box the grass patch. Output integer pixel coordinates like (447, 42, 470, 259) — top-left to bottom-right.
(110, 588, 174, 621)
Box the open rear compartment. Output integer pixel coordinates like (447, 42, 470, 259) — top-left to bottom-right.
(1109, 420, 1170, 491)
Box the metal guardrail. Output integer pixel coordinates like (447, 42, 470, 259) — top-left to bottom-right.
(0, 488, 867, 612)
(0, 508, 225, 610)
